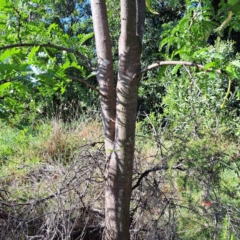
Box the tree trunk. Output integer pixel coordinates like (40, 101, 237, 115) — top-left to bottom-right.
(90, 0, 145, 239)
(90, 0, 116, 153)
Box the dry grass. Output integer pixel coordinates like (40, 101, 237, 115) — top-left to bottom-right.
(42, 119, 103, 163)
(0, 142, 106, 239)
(1, 118, 240, 239)
(0, 119, 106, 239)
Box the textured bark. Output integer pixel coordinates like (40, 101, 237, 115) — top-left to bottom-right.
(90, 0, 116, 152)
(105, 1, 145, 239)
(91, 0, 145, 239)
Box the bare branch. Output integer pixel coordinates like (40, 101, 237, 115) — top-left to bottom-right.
(67, 75, 107, 99)
(0, 43, 95, 70)
(140, 60, 222, 75)
(183, 65, 202, 92)
(132, 163, 185, 191)
(0, 78, 11, 84)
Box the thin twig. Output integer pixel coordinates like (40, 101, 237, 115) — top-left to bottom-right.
(132, 164, 185, 191)
(67, 75, 107, 99)
(183, 65, 201, 92)
(144, 112, 165, 157)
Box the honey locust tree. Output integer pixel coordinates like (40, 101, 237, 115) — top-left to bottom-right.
(1, 0, 240, 239)
(90, 0, 240, 238)
(90, 0, 145, 238)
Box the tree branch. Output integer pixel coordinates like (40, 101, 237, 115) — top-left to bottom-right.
(132, 163, 185, 191)
(0, 43, 95, 70)
(67, 75, 107, 99)
(140, 60, 222, 75)
(0, 78, 11, 84)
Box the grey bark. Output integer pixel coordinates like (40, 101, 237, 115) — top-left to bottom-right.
(90, 0, 145, 239)
(90, 0, 116, 153)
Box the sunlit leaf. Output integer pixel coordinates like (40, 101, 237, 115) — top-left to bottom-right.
(226, 65, 238, 79)
(47, 23, 58, 36)
(27, 46, 40, 63)
(0, 0, 7, 10)
(204, 62, 216, 70)
(78, 32, 94, 46)
(0, 82, 11, 93)
(0, 48, 20, 61)
(172, 64, 181, 75)
(231, 60, 240, 68)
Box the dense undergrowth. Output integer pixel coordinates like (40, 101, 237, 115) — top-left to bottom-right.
(0, 109, 239, 239)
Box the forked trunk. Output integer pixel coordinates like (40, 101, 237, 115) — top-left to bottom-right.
(90, 0, 145, 239)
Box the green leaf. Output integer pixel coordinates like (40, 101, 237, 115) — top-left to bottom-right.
(0, 0, 7, 10)
(172, 64, 181, 75)
(159, 37, 174, 51)
(208, 72, 216, 79)
(78, 32, 94, 46)
(0, 48, 21, 61)
(0, 82, 11, 94)
(237, 91, 240, 100)
(61, 60, 70, 70)
(228, 0, 240, 6)
(157, 65, 167, 80)
(212, 53, 224, 60)
(226, 65, 238, 79)
(0, 63, 30, 76)
(47, 23, 58, 36)
(27, 46, 40, 63)
(231, 60, 240, 68)
(204, 62, 216, 70)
